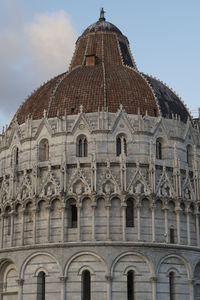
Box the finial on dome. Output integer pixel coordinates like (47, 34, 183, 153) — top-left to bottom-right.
(99, 8, 106, 21)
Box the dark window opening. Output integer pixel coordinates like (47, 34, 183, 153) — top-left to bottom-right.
(126, 199, 134, 227)
(82, 270, 91, 300)
(170, 228, 175, 244)
(154, 109, 158, 117)
(127, 270, 134, 300)
(117, 137, 121, 156)
(16, 147, 19, 165)
(77, 137, 88, 157)
(71, 204, 77, 228)
(156, 140, 162, 159)
(169, 272, 176, 300)
(37, 271, 45, 300)
(116, 136, 127, 156)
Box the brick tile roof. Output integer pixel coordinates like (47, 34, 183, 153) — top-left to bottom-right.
(10, 19, 191, 126)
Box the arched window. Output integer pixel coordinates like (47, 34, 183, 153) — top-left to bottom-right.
(126, 199, 134, 227)
(37, 271, 45, 300)
(127, 270, 135, 300)
(77, 136, 88, 157)
(169, 271, 176, 300)
(82, 270, 91, 300)
(156, 139, 162, 159)
(116, 135, 127, 156)
(39, 139, 49, 162)
(186, 144, 193, 167)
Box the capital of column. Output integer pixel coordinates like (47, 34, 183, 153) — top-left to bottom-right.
(59, 276, 67, 283)
(76, 203, 82, 209)
(175, 207, 181, 214)
(185, 208, 192, 215)
(16, 279, 24, 286)
(0, 213, 5, 218)
(91, 201, 97, 208)
(150, 276, 158, 282)
(105, 203, 111, 208)
(136, 203, 141, 209)
(162, 206, 169, 211)
(188, 279, 194, 286)
(60, 204, 66, 212)
(105, 275, 113, 282)
(31, 207, 39, 214)
(45, 205, 52, 211)
(8, 210, 16, 216)
(150, 204, 156, 211)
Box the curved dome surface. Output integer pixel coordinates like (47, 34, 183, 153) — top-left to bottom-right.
(83, 20, 123, 36)
(11, 16, 191, 126)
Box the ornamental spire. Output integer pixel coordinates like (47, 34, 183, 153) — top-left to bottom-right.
(99, 8, 106, 21)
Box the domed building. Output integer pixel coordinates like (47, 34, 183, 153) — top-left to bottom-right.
(0, 9, 200, 300)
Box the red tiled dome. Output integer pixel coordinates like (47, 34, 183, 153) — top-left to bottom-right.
(11, 16, 191, 126)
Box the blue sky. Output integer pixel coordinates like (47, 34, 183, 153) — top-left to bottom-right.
(0, 0, 200, 128)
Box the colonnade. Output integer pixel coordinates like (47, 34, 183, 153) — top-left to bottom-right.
(0, 195, 199, 248)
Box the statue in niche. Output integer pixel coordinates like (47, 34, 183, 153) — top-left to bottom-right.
(22, 188, 28, 199)
(161, 183, 170, 197)
(134, 182, 143, 194)
(103, 181, 114, 194)
(73, 181, 84, 195)
(46, 184, 54, 196)
(184, 187, 191, 199)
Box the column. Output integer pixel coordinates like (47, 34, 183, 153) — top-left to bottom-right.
(151, 204, 156, 242)
(61, 206, 66, 243)
(106, 205, 110, 241)
(91, 204, 96, 241)
(46, 205, 51, 243)
(188, 279, 194, 300)
(195, 212, 200, 247)
(150, 276, 157, 300)
(77, 203, 82, 241)
(175, 207, 181, 244)
(136, 203, 141, 241)
(122, 204, 126, 241)
(65, 207, 68, 242)
(1, 214, 4, 248)
(10, 211, 14, 247)
(186, 208, 191, 246)
(60, 276, 67, 300)
(163, 207, 169, 243)
(32, 208, 37, 245)
(21, 209, 25, 246)
(17, 279, 24, 300)
(105, 275, 112, 300)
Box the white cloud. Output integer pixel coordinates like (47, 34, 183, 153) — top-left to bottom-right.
(26, 11, 77, 79)
(0, 8, 77, 127)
